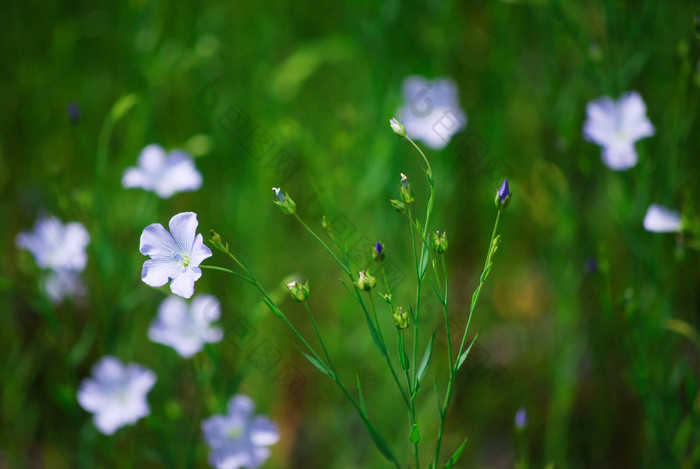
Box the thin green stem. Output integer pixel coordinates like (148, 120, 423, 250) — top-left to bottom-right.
(293, 213, 350, 275)
(433, 210, 502, 467)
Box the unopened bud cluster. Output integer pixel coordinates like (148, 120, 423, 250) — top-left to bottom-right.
(356, 270, 376, 291)
(393, 307, 409, 329)
(287, 280, 309, 302)
(272, 187, 296, 215)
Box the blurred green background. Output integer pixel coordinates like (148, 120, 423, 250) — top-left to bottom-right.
(2, 0, 700, 467)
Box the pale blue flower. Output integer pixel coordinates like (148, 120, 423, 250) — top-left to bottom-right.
(77, 356, 156, 435)
(643, 204, 682, 233)
(202, 395, 279, 469)
(583, 92, 655, 170)
(123, 144, 202, 198)
(148, 294, 223, 358)
(397, 75, 467, 150)
(16, 216, 90, 272)
(140, 212, 212, 299)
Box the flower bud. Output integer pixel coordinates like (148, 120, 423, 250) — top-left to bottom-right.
(373, 242, 385, 262)
(287, 280, 309, 302)
(393, 307, 409, 330)
(272, 187, 296, 215)
(495, 179, 511, 211)
(390, 199, 407, 214)
(209, 229, 228, 251)
(356, 270, 376, 291)
(514, 407, 527, 431)
(322, 215, 331, 232)
(399, 173, 414, 204)
(380, 292, 392, 304)
(389, 117, 406, 138)
(432, 230, 448, 253)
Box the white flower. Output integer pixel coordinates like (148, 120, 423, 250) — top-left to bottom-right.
(397, 75, 467, 150)
(202, 395, 279, 469)
(77, 356, 156, 435)
(148, 295, 223, 358)
(643, 204, 682, 233)
(139, 212, 212, 299)
(16, 216, 90, 272)
(583, 91, 655, 170)
(122, 144, 202, 198)
(43, 270, 86, 304)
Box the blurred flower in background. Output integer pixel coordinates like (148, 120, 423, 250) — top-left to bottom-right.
(122, 144, 202, 198)
(643, 204, 682, 233)
(16, 216, 90, 272)
(201, 394, 279, 469)
(43, 270, 86, 304)
(148, 294, 223, 358)
(397, 75, 467, 150)
(583, 91, 655, 171)
(76, 356, 156, 435)
(139, 212, 212, 299)
(16, 216, 90, 304)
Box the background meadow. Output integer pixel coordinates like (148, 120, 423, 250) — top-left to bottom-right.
(2, 0, 700, 467)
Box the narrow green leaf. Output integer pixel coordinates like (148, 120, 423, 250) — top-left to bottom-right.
(409, 422, 421, 443)
(109, 93, 139, 121)
(443, 438, 468, 468)
(397, 330, 409, 371)
(419, 246, 429, 280)
(456, 333, 479, 372)
(294, 344, 334, 379)
(416, 333, 435, 386)
(367, 424, 399, 464)
(356, 375, 367, 416)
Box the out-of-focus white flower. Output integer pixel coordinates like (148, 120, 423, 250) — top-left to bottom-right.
(148, 295, 223, 358)
(583, 92, 655, 171)
(16, 217, 90, 272)
(77, 356, 156, 435)
(123, 144, 202, 198)
(397, 75, 467, 150)
(643, 204, 682, 233)
(43, 270, 86, 304)
(202, 395, 279, 469)
(139, 212, 212, 299)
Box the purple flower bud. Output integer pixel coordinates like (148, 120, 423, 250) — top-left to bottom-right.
(515, 407, 527, 429)
(67, 102, 80, 125)
(375, 242, 383, 256)
(585, 257, 597, 274)
(498, 179, 510, 202)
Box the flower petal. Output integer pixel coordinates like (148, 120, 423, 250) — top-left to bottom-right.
(190, 233, 213, 266)
(619, 91, 655, 141)
(249, 417, 280, 446)
(138, 144, 167, 173)
(228, 394, 255, 420)
(168, 212, 198, 254)
(643, 204, 682, 233)
(192, 295, 221, 323)
(140, 223, 178, 257)
(141, 258, 183, 288)
(601, 144, 638, 171)
(169, 267, 199, 299)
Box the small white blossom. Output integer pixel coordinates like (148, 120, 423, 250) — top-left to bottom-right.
(77, 356, 156, 435)
(139, 212, 212, 299)
(397, 75, 467, 150)
(202, 395, 279, 469)
(16, 216, 90, 272)
(583, 92, 655, 170)
(148, 295, 223, 358)
(643, 204, 682, 233)
(122, 144, 202, 198)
